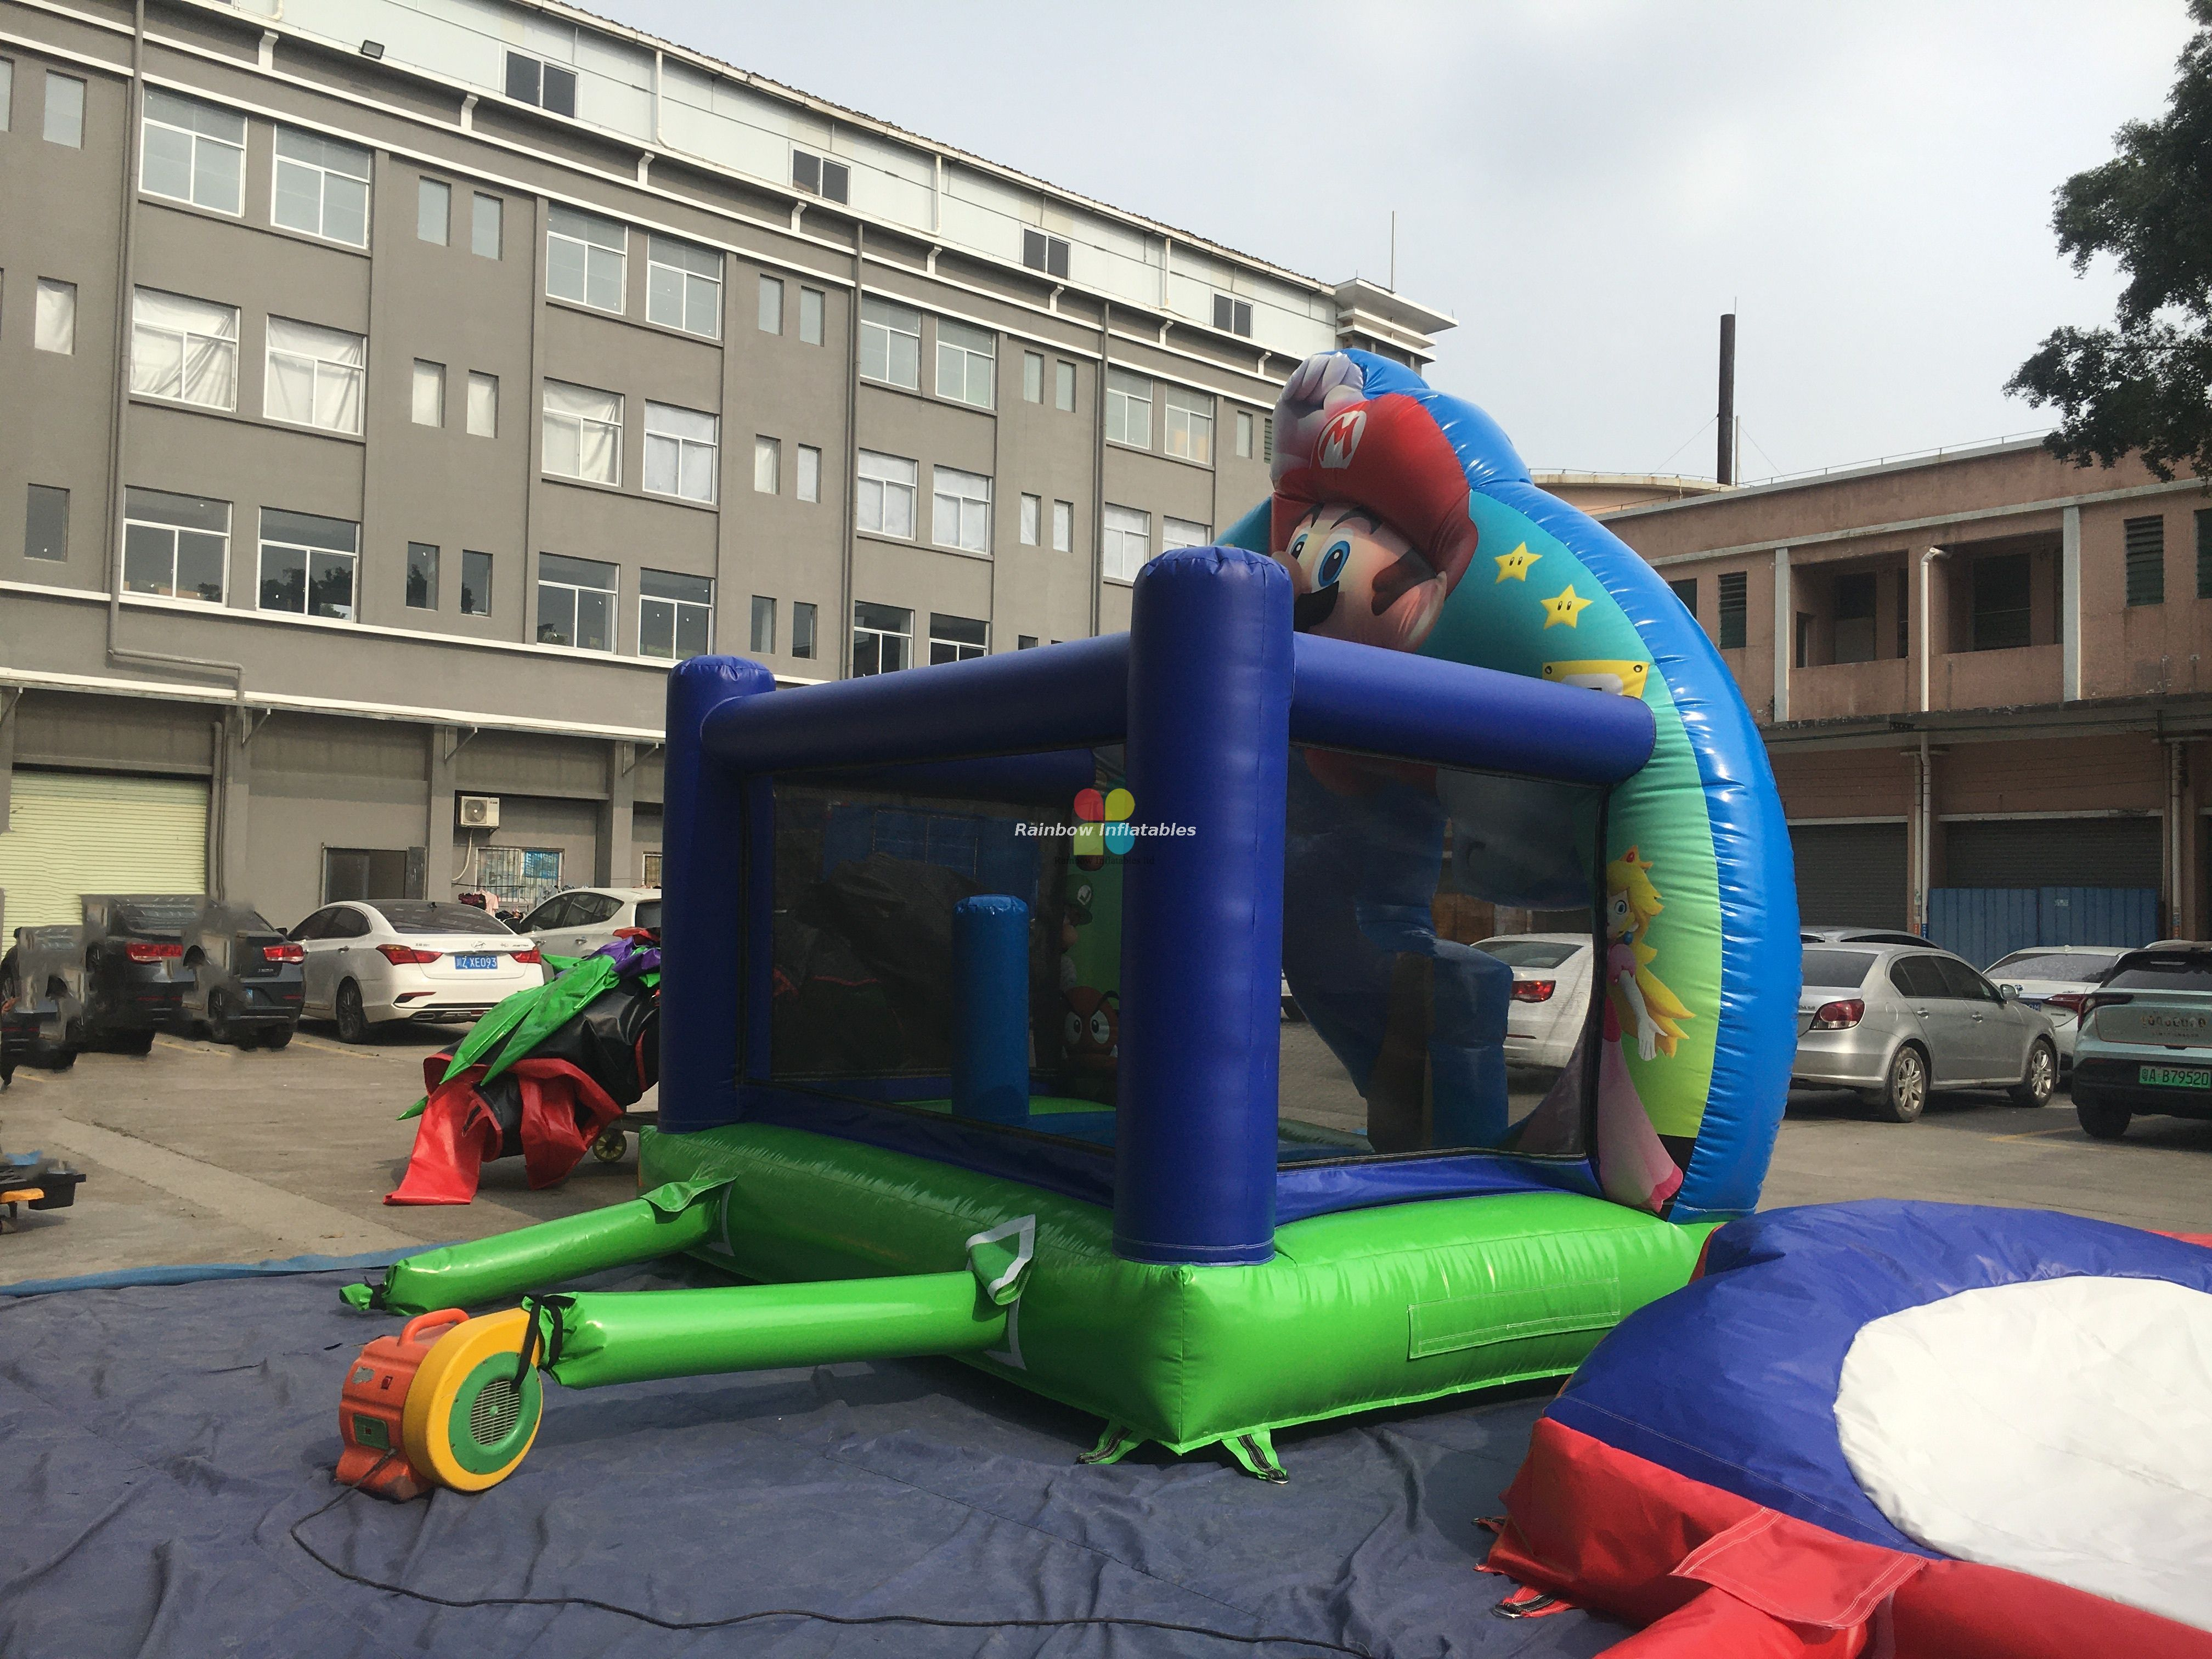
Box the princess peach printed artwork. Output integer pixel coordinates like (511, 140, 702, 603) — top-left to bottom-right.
(1594, 848, 1692, 1210)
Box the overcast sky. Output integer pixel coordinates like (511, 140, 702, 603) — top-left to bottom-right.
(595, 1, 2194, 482)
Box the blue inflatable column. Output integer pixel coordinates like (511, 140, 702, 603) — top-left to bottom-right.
(658, 655, 777, 1133)
(1114, 548, 1292, 1266)
(951, 895, 1032, 1125)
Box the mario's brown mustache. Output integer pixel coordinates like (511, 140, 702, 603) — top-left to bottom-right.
(1369, 549, 1440, 613)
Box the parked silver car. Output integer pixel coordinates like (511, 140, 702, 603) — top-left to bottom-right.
(1980, 946, 2130, 1069)
(1793, 943, 2059, 1122)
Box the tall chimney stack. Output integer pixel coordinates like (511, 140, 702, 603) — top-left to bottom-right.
(1717, 312, 1736, 486)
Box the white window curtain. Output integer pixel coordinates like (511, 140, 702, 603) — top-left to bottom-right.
(857, 450, 918, 538)
(264, 315, 364, 434)
(1103, 504, 1151, 582)
(132, 287, 239, 410)
(543, 380, 623, 484)
(644, 402, 719, 502)
(1163, 516, 1211, 552)
(932, 467, 991, 553)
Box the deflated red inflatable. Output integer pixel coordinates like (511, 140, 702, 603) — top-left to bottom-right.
(383, 1054, 621, 1205)
(1482, 1200, 2212, 1657)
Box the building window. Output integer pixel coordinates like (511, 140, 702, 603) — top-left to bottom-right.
(123, 488, 228, 602)
(852, 601, 912, 675)
(43, 70, 83, 148)
(797, 444, 821, 504)
(932, 466, 991, 554)
(140, 89, 241, 210)
(1212, 293, 1254, 337)
(749, 594, 776, 654)
(857, 450, 917, 538)
(930, 613, 988, 665)
(411, 360, 444, 427)
(33, 278, 75, 354)
(753, 274, 786, 337)
(131, 287, 236, 407)
(645, 235, 721, 337)
(2125, 515, 2165, 606)
(1055, 360, 1076, 412)
(0, 61, 13, 132)
(640, 568, 713, 659)
(753, 435, 780, 495)
(25, 484, 68, 562)
(1052, 499, 1073, 554)
(1163, 516, 1211, 552)
(1967, 555, 2030, 651)
(272, 128, 371, 245)
(1831, 572, 1877, 662)
(265, 316, 366, 435)
(543, 380, 623, 485)
(1164, 386, 1214, 464)
(1022, 351, 1045, 404)
(1103, 504, 1150, 583)
(1022, 229, 1070, 279)
(460, 549, 492, 616)
(791, 149, 848, 202)
(1235, 409, 1254, 459)
(2197, 511, 2212, 600)
(1717, 571, 1748, 648)
(258, 507, 358, 619)
(936, 319, 996, 409)
(1020, 493, 1041, 546)
(799, 286, 825, 345)
(505, 52, 576, 117)
(467, 371, 498, 438)
(1106, 369, 1152, 448)
(472, 193, 502, 258)
(537, 553, 617, 651)
(416, 177, 449, 244)
(1668, 576, 1697, 616)
(1018, 635, 1038, 650)
(792, 600, 817, 659)
(546, 204, 626, 312)
(1262, 414, 1274, 462)
(406, 541, 439, 610)
(860, 297, 921, 388)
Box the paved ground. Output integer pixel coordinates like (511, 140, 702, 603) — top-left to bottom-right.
(3, 1025, 2205, 1283)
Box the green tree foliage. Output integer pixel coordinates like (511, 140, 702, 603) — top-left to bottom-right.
(2008, 0, 2212, 481)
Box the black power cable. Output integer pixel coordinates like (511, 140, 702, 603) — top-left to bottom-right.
(291, 1468, 1379, 1656)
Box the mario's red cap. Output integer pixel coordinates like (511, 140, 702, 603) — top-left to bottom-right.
(1271, 393, 1479, 594)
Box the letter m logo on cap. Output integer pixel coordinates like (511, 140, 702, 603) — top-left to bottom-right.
(1317, 408, 1367, 470)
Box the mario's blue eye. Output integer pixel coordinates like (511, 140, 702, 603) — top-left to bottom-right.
(1316, 539, 1351, 587)
(1289, 533, 1308, 560)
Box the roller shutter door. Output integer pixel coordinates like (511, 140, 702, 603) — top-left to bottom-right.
(0, 770, 208, 928)
(1791, 821, 1908, 931)
(1943, 817, 2161, 889)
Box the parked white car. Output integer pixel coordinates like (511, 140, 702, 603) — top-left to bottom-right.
(1983, 946, 2131, 1068)
(517, 887, 661, 967)
(290, 900, 544, 1043)
(1475, 933, 1593, 1070)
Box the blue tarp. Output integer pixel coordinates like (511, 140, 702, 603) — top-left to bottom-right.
(0, 1257, 1623, 1658)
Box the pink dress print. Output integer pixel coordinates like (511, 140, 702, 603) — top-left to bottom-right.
(1595, 939, 1685, 1212)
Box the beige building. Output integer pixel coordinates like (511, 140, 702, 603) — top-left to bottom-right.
(1600, 440, 2212, 946)
(0, 0, 1452, 928)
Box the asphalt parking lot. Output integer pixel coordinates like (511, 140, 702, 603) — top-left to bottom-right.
(2, 1028, 2204, 1284)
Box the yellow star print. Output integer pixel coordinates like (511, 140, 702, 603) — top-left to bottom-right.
(1541, 584, 1593, 628)
(1494, 543, 1540, 582)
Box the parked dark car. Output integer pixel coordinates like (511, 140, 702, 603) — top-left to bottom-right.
(179, 900, 304, 1048)
(78, 895, 207, 1053)
(1, 924, 89, 1080)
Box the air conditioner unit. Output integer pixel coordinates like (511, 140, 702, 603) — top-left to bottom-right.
(458, 794, 501, 830)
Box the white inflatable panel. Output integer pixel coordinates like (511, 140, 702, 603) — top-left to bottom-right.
(1834, 1274, 2212, 1632)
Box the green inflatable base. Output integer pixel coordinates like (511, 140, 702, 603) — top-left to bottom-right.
(639, 1122, 1711, 1464)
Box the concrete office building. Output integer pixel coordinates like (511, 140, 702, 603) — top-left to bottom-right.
(1600, 440, 2212, 947)
(0, 0, 1453, 928)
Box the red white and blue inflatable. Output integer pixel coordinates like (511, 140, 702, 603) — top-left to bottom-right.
(1485, 1199, 2212, 1656)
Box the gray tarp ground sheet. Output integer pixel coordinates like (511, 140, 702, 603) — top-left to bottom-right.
(0, 1259, 1629, 1658)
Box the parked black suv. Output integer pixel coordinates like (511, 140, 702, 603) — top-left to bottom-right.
(179, 901, 304, 1048)
(79, 895, 206, 1053)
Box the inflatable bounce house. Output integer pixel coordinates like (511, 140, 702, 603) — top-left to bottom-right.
(336, 349, 1799, 1497)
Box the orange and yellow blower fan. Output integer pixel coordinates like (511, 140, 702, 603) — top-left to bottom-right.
(336, 1306, 544, 1499)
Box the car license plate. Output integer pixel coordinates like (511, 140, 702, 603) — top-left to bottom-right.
(2138, 1065, 2212, 1089)
(455, 954, 498, 970)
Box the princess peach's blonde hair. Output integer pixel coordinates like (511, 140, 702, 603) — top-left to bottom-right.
(1606, 847, 1692, 1057)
